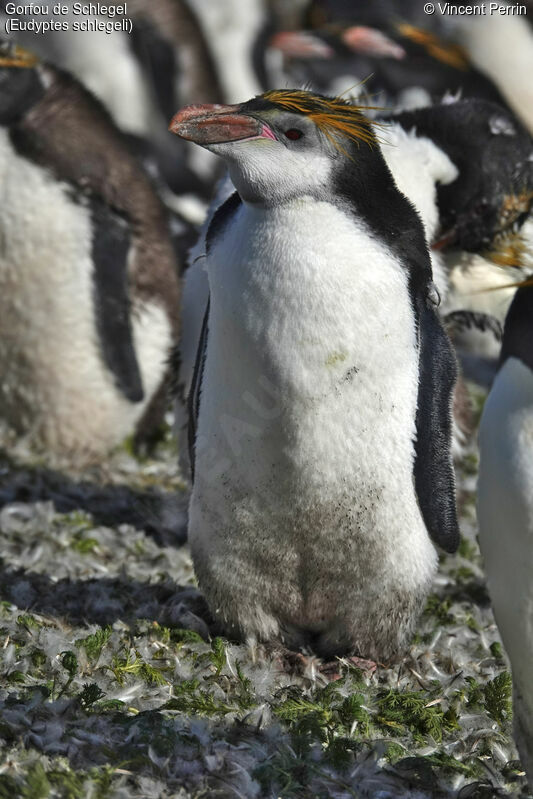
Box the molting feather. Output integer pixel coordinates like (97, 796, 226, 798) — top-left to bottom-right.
(484, 231, 532, 270)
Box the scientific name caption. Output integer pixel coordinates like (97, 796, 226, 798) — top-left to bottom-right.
(3, 3, 132, 35)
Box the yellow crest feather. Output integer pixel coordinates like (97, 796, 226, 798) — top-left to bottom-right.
(396, 23, 469, 70)
(262, 89, 380, 155)
(0, 44, 38, 69)
(484, 234, 530, 269)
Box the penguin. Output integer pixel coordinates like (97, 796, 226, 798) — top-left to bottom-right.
(0, 45, 181, 462)
(383, 98, 533, 352)
(302, 0, 533, 135)
(384, 97, 533, 395)
(269, 21, 511, 111)
(170, 89, 459, 659)
(172, 122, 457, 477)
(386, 100, 533, 258)
(176, 96, 533, 464)
(0, 1, 222, 197)
(477, 277, 533, 791)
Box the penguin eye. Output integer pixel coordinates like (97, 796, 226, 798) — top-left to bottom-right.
(284, 128, 303, 140)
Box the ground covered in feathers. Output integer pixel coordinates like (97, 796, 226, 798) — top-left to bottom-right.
(0, 386, 531, 799)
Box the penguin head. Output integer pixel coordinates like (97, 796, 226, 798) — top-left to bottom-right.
(169, 90, 379, 204)
(0, 42, 44, 125)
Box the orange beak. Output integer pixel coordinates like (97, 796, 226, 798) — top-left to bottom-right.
(269, 31, 335, 59)
(169, 103, 276, 146)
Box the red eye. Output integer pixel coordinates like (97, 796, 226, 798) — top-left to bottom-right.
(284, 128, 303, 140)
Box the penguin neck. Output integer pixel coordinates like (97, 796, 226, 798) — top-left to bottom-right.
(500, 285, 533, 373)
(492, 357, 533, 415)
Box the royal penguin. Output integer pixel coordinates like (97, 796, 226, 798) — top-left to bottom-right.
(270, 20, 511, 111)
(384, 98, 533, 381)
(477, 277, 533, 790)
(303, 0, 533, 134)
(387, 100, 533, 264)
(176, 96, 533, 466)
(172, 122, 457, 476)
(0, 2, 224, 199)
(434, 1, 533, 136)
(0, 46, 181, 462)
(170, 89, 459, 659)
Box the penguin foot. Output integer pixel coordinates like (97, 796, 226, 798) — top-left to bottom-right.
(319, 656, 378, 682)
(269, 645, 378, 681)
(271, 646, 319, 677)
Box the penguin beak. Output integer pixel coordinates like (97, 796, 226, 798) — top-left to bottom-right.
(432, 228, 458, 250)
(269, 31, 335, 59)
(341, 26, 406, 59)
(169, 103, 277, 146)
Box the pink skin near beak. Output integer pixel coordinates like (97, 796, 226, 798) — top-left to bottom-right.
(169, 103, 276, 145)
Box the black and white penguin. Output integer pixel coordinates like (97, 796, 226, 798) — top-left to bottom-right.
(0, 45, 181, 462)
(170, 89, 459, 659)
(384, 98, 533, 392)
(432, 3, 533, 136)
(175, 96, 533, 460)
(384, 99, 533, 336)
(172, 115, 458, 471)
(0, 1, 223, 198)
(302, 0, 533, 134)
(270, 21, 510, 111)
(477, 277, 533, 790)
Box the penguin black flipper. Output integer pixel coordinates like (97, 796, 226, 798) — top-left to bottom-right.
(187, 191, 242, 480)
(91, 200, 144, 403)
(206, 190, 242, 253)
(188, 299, 209, 482)
(414, 296, 460, 553)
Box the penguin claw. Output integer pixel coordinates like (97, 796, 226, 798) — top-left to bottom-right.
(272, 647, 317, 676)
(318, 656, 379, 681)
(345, 655, 378, 674)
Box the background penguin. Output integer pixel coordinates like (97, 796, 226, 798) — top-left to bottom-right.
(387, 99, 533, 262)
(385, 98, 533, 383)
(0, 3, 223, 201)
(437, 3, 533, 135)
(302, 0, 533, 134)
(477, 277, 533, 791)
(269, 21, 511, 111)
(170, 89, 459, 660)
(0, 46, 181, 462)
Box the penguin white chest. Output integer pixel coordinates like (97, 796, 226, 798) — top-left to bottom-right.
(478, 357, 533, 583)
(0, 129, 170, 459)
(189, 198, 437, 658)
(478, 356, 533, 781)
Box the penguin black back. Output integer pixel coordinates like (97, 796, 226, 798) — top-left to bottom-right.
(388, 99, 533, 253)
(500, 279, 533, 372)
